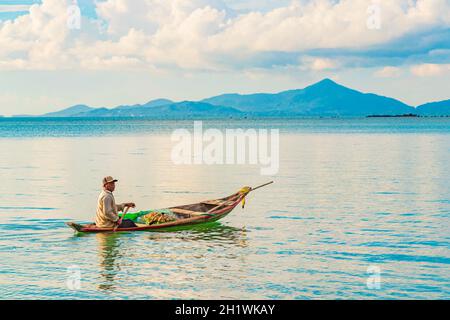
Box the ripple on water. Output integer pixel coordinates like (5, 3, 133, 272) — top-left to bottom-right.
(326, 250, 450, 265)
(269, 215, 305, 220)
(0, 206, 57, 210)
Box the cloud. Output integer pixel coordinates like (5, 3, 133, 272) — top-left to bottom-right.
(410, 63, 450, 77)
(0, 5, 31, 13)
(225, 0, 291, 12)
(299, 56, 338, 71)
(0, 0, 449, 71)
(374, 66, 401, 78)
(0, 0, 72, 69)
(310, 58, 337, 71)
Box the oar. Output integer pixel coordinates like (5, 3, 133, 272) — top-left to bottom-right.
(113, 206, 130, 232)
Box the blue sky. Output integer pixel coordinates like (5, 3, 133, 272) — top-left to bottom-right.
(0, 0, 449, 115)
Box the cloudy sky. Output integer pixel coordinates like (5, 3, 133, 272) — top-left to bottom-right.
(0, 0, 449, 115)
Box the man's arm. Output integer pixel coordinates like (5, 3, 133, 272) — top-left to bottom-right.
(116, 203, 125, 212)
(117, 202, 136, 212)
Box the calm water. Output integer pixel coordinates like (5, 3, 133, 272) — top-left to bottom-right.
(0, 118, 449, 299)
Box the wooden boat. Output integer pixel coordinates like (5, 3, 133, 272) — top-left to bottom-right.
(66, 181, 273, 233)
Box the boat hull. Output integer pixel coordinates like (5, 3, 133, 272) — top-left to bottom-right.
(66, 193, 243, 233)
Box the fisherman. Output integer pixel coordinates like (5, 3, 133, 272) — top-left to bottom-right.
(95, 176, 136, 228)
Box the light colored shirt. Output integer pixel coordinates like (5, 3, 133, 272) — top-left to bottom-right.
(95, 189, 125, 228)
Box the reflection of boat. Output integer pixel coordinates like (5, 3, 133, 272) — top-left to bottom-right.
(146, 222, 248, 246)
(66, 182, 272, 234)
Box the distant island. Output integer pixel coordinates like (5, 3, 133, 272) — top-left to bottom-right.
(367, 113, 421, 118)
(9, 79, 450, 118)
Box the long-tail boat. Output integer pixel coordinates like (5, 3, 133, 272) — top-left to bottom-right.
(66, 181, 273, 233)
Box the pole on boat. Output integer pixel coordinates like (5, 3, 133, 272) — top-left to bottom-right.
(113, 206, 130, 232)
(250, 181, 274, 192)
(239, 181, 273, 209)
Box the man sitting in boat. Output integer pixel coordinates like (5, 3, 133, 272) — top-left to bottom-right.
(96, 176, 136, 228)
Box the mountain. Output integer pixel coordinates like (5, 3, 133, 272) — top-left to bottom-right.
(43, 104, 94, 117)
(73, 101, 242, 118)
(203, 79, 414, 116)
(145, 101, 242, 117)
(141, 99, 174, 108)
(40, 99, 176, 118)
(114, 99, 173, 111)
(416, 99, 450, 116)
(15, 79, 448, 118)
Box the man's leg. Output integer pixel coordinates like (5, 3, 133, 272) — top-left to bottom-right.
(118, 219, 137, 228)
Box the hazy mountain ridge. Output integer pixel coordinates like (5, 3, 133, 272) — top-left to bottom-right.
(203, 79, 415, 116)
(9, 79, 450, 118)
(72, 101, 242, 118)
(43, 104, 94, 117)
(416, 99, 450, 116)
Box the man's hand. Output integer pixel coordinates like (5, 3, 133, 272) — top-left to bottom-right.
(124, 202, 136, 208)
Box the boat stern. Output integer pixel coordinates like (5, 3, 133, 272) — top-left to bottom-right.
(66, 222, 84, 233)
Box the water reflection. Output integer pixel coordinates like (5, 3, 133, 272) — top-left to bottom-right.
(91, 223, 248, 295)
(96, 233, 122, 292)
(146, 222, 249, 247)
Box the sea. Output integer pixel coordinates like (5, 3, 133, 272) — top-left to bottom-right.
(0, 117, 449, 299)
